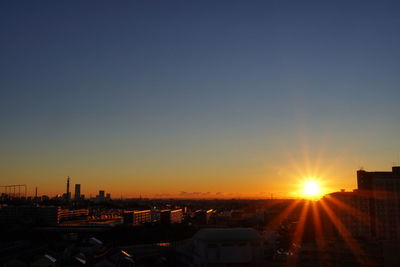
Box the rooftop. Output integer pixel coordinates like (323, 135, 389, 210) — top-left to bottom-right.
(193, 228, 261, 242)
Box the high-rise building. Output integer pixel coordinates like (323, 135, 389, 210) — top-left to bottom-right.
(99, 190, 105, 198)
(66, 176, 71, 201)
(357, 166, 400, 240)
(74, 184, 81, 200)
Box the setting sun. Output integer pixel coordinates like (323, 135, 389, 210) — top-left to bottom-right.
(302, 180, 322, 199)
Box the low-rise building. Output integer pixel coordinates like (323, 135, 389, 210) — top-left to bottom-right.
(123, 210, 151, 226)
(58, 208, 89, 223)
(159, 209, 183, 224)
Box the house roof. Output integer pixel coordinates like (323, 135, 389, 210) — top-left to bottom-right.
(193, 228, 261, 242)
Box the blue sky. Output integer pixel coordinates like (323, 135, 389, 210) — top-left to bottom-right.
(1, 0, 399, 197)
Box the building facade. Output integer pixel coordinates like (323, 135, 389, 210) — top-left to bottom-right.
(325, 190, 371, 239)
(357, 166, 400, 240)
(123, 210, 152, 226)
(74, 184, 81, 200)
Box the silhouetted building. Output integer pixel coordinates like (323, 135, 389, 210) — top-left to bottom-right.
(66, 176, 71, 201)
(0, 206, 88, 226)
(0, 206, 60, 226)
(194, 209, 213, 225)
(325, 190, 372, 239)
(357, 166, 400, 240)
(95, 190, 106, 201)
(74, 184, 81, 200)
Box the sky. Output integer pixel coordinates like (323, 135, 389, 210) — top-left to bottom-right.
(1, 0, 399, 198)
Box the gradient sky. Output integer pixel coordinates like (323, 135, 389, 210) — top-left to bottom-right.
(1, 0, 399, 198)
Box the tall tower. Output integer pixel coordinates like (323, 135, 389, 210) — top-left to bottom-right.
(74, 184, 81, 200)
(66, 176, 70, 201)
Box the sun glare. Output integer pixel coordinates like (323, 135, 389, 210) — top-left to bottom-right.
(302, 180, 322, 199)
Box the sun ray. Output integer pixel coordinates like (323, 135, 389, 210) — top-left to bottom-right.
(287, 200, 310, 266)
(319, 199, 372, 266)
(311, 201, 326, 254)
(323, 195, 371, 226)
(265, 199, 301, 231)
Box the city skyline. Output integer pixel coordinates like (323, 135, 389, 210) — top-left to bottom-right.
(1, 1, 400, 266)
(3, 166, 400, 200)
(1, 1, 400, 198)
